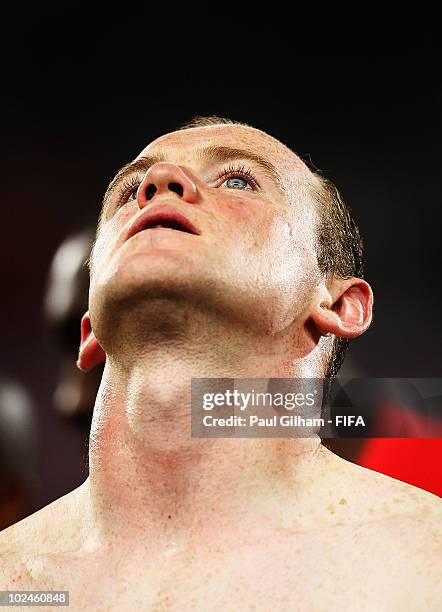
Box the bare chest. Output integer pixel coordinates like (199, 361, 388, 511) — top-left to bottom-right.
(17, 523, 421, 612)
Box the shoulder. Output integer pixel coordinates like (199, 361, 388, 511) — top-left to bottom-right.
(327, 452, 441, 569)
(337, 449, 441, 518)
(0, 482, 88, 588)
(315, 446, 442, 557)
(319, 444, 441, 516)
(315, 448, 442, 607)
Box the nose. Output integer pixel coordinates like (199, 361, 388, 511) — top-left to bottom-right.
(137, 162, 199, 207)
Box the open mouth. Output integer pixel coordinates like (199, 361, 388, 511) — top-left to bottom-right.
(127, 207, 200, 241)
(141, 219, 195, 233)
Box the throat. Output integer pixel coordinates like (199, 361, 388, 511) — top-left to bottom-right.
(87, 362, 321, 549)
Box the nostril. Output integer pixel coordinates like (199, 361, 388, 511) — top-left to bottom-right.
(168, 182, 184, 197)
(146, 184, 157, 200)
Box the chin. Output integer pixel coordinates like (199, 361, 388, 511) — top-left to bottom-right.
(90, 251, 280, 337)
(94, 250, 217, 320)
(100, 248, 192, 289)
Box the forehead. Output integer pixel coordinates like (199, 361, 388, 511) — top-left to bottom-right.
(136, 124, 312, 187)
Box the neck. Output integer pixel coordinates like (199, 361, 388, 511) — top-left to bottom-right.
(84, 313, 326, 556)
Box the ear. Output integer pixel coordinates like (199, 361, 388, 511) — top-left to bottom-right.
(310, 276, 373, 339)
(76, 311, 106, 372)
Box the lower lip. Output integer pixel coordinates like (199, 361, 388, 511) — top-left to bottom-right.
(128, 227, 197, 250)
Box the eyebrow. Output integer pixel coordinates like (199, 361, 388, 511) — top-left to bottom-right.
(102, 144, 285, 215)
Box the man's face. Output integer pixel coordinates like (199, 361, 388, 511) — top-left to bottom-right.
(89, 124, 322, 345)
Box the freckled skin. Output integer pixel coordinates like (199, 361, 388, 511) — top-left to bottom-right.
(1, 124, 441, 611)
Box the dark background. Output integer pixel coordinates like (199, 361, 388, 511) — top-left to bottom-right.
(0, 7, 440, 511)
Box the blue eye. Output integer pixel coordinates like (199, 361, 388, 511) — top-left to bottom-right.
(217, 164, 258, 191)
(224, 176, 250, 190)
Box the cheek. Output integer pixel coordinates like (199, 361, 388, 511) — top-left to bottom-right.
(93, 206, 136, 262)
(248, 209, 319, 286)
(113, 203, 138, 227)
(218, 196, 286, 250)
(244, 207, 294, 254)
(215, 196, 301, 263)
(216, 194, 262, 227)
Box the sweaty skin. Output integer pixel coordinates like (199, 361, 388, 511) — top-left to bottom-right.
(1, 124, 440, 611)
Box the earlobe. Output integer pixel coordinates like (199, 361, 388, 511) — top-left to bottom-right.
(311, 277, 373, 339)
(76, 311, 106, 372)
